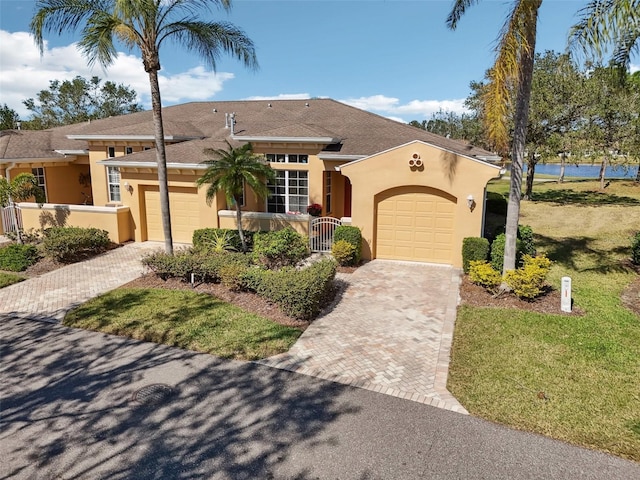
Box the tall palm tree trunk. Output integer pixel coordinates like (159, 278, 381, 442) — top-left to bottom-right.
(235, 197, 247, 252)
(503, 21, 538, 276)
(148, 68, 173, 254)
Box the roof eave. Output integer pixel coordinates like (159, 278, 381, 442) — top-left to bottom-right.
(98, 159, 207, 169)
(67, 134, 201, 141)
(232, 135, 340, 144)
(317, 154, 367, 161)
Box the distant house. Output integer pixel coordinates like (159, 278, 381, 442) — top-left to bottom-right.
(0, 99, 501, 267)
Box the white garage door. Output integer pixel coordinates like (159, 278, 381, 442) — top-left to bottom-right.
(145, 187, 200, 243)
(376, 190, 456, 264)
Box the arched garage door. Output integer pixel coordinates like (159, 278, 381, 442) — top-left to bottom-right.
(144, 187, 200, 243)
(375, 187, 456, 264)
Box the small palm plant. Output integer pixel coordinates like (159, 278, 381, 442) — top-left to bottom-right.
(196, 141, 275, 252)
(0, 173, 46, 244)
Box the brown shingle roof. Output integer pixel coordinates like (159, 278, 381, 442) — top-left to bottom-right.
(2, 99, 499, 164)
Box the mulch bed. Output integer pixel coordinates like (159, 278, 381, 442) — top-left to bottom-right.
(458, 275, 584, 316)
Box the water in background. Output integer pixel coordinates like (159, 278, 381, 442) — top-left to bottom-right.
(521, 163, 639, 179)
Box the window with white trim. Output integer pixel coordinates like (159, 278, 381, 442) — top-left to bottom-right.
(107, 166, 121, 202)
(31, 167, 47, 202)
(107, 146, 116, 158)
(125, 146, 134, 155)
(265, 153, 309, 164)
(325, 171, 332, 213)
(267, 170, 308, 214)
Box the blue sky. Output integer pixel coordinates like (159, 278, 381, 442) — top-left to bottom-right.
(1, 1, 637, 122)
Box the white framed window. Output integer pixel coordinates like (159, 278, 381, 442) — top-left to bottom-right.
(265, 153, 309, 164)
(325, 171, 332, 213)
(267, 170, 308, 214)
(107, 167, 121, 202)
(125, 146, 134, 155)
(107, 146, 116, 158)
(31, 167, 47, 202)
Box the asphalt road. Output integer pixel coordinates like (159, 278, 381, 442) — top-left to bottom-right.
(1, 316, 638, 480)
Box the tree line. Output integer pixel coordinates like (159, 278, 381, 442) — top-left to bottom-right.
(1, 75, 143, 130)
(410, 54, 640, 192)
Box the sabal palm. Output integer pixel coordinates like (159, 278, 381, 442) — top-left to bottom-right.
(196, 141, 275, 252)
(0, 173, 46, 244)
(30, 0, 258, 254)
(570, 0, 639, 71)
(448, 0, 542, 275)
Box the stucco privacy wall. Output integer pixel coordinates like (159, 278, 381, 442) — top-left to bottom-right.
(18, 203, 133, 243)
(340, 141, 501, 268)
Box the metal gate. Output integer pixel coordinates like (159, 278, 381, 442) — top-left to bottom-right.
(309, 216, 341, 253)
(1, 204, 22, 233)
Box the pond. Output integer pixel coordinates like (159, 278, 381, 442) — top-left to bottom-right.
(522, 163, 639, 179)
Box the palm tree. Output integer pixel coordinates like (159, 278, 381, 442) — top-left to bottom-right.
(0, 173, 46, 244)
(30, 0, 258, 255)
(569, 0, 639, 71)
(447, 0, 542, 276)
(196, 141, 275, 252)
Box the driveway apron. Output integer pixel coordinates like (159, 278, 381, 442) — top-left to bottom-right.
(258, 260, 467, 413)
(0, 242, 164, 322)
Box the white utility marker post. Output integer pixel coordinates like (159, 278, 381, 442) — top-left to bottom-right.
(561, 276, 572, 313)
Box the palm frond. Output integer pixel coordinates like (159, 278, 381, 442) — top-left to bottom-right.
(446, 0, 480, 30)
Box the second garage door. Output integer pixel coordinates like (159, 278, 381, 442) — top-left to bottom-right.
(145, 187, 201, 243)
(376, 190, 456, 264)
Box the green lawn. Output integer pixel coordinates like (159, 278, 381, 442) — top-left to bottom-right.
(449, 179, 640, 461)
(64, 288, 302, 360)
(0, 272, 25, 288)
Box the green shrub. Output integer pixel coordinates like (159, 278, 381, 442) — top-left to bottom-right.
(518, 225, 536, 257)
(219, 262, 249, 291)
(333, 225, 362, 263)
(468, 260, 502, 294)
(332, 239, 357, 266)
(632, 232, 640, 265)
(462, 237, 490, 274)
(490, 233, 525, 273)
(192, 228, 255, 252)
(485, 192, 508, 215)
(41, 227, 110, 262)
(141, 249, 198, 281)
(0, 244, 39, 272)
(248, 259, 337, 319)
(253, 227, 309, 268)
(504, 254, 552, 300)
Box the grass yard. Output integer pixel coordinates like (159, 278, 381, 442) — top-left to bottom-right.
(64, 288, 302, 361)
(0, 272, 25, 288)
(449, 179, 640, 461)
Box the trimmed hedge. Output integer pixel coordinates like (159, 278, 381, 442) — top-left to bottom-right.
(462, 237, 490, 274)
(333, 225, 362, 263)
(0, 244, 39, 272)
(632, 232, 640, 265)
(41, 227, 110, 262)
(504, 254, 552, 300)
(253, 227, 309, 268)
(332, 239, 357, 266)
(247, 259, 337, 319)
(192, 228, 256, 252)
(490, 224, 536, 272)
(141, 249, 252, 282)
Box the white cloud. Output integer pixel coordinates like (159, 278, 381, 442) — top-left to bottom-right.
(339, 94, 469, 122)
(630, 63, 640, 74)
(243, 93, 311, 101)
(0, 30, 235, 118)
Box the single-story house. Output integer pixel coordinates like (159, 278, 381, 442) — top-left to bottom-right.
(0, 99, 502, 267)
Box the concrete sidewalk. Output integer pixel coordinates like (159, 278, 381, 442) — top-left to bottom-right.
(0, 241, 163, 322)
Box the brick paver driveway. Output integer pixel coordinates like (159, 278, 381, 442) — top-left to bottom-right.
(0, 242, 163, 322)
(258, 260, 467, 413)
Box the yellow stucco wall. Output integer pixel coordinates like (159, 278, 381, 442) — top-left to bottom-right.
(218, 210, 310, 235)
(18, 203, 133, 243)
(340, 141, 501, 267)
